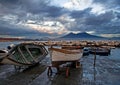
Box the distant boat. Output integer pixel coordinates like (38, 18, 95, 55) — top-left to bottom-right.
(0, 43, 48, 66)
(61, 46, 83, 50)
(90, 47, 110, 56)
(83, 47, 90, 56)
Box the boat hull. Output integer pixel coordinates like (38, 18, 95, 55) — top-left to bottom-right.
(0, 43, 48, 66)
(89, 47, 110, 56)
(49, 48, 83, 62)
(51, 50, 83, 62)
(0, 57, 31, 66)
(0, 50, 8, 59)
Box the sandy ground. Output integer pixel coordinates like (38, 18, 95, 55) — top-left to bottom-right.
(0, 49, 120, 85)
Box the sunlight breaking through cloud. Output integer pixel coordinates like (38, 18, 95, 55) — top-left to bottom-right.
(0, 0, 120, 37)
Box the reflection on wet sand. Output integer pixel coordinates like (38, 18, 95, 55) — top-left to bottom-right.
(0, 64, 47, 85)
(0, 48, 120, 85)
(30, 66, 83, 85)
(50, 68, 83, 85)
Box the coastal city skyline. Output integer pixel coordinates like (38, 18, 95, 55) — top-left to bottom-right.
(0, 0, 120, 38)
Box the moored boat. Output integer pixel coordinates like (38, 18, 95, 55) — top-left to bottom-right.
(89, 47, 110, 56)
(62, 46, 83, 50)
(0, 49, 8, 59)
(83, 47, 90, 56)
(48, 47, 83, 68)
(49, 47, 83, 62)
(47, 47, 83, 77)
(0, 43, 48, 66)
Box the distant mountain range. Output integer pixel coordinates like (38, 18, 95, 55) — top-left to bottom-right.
(60, 32, 104, 39)
(1, 31, 119, 41)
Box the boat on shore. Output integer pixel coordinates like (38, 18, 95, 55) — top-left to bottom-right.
(89, 47, 110, 56)
(49, 47, 83, 62)
(47, 46, 83, 77)
(83, 47, 90, 56)
(61, 46, 83, 50)
(0, 49, 8, 59)
(0, 43, 48, 66)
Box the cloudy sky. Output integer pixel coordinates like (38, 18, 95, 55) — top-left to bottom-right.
(0, 0, 120, 38)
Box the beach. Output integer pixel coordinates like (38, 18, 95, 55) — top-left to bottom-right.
(0, 41, 120, 85)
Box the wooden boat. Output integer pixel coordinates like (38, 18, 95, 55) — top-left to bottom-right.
(62, 46, 83, 50)
(49, 47, 83, 62)
(0, 43, 48, 66)
(0, 49, 8, 59)
(47, 47, 83, 77)
(49, 47, 83, 68)
(83, 47, 90, 56)
(90, 47, 110, 56)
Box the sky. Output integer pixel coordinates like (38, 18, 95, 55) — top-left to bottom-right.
(0, 0, 120, 38)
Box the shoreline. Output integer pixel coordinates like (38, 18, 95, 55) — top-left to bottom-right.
(0, 40, 120, 48)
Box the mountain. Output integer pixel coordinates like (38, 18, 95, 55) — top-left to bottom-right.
(60, 32, 104, 39)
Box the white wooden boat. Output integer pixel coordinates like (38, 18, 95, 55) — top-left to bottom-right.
(47, 47, 83, 77)
(49, 47, 83, 62)
(0, 43, 48, 66)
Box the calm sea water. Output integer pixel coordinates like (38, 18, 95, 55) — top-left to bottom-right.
(0, 41, 22, 49)
(0, 41, 120, 61)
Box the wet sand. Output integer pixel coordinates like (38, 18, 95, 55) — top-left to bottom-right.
(0, 49, 120, 85)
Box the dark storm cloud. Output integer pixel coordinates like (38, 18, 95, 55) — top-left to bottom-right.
(0, 20, 35, 34)
(0, 0, 64, 17)
(0, 0, 120, 37)
(61, 0, 120, 35)
(0, 0, 64, 36)
(67, 9, 119, 34)
(45, 6, 64, 17)
(70, 8, 91, 18)
(93, 0, 120, 8)
(0, 0, 65, 25)
(93, 0, 119, 4)
(99, 26, 120, 34)
(0, 0, 20, 13)
(20, 0, 51, 14)
(0, 0, 19, 3)
(0, 19, 51, 37)
(84, 11, 114, 25)
(115, 12, 120, 19)
(21, 1, 64, 18)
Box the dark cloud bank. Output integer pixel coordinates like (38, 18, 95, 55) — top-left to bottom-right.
(0, 0, 120, 38)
